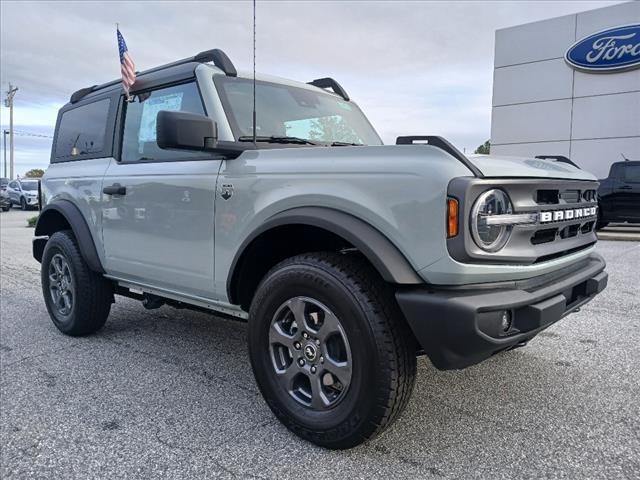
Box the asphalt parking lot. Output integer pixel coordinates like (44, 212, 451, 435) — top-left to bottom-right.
(1, 208, 639, 479)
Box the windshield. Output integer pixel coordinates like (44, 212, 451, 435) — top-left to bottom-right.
(215, 77, 382, 146)
(21, 181, 38, 191)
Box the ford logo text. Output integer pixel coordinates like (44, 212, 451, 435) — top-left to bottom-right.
(565, 24, 640, 72)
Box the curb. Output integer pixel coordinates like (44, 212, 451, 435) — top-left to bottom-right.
(597, 232, 640, 242)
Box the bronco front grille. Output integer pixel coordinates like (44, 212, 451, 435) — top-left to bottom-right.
(528, 185, 598, 250)
(536, 187, 597, 205)
(447, 177, 600, 265)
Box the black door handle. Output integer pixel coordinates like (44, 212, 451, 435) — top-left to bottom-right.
(103, 184, 127, 195)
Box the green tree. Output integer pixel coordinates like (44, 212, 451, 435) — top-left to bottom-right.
(474, 140, 490, 155)
(24, 168, 45, 178)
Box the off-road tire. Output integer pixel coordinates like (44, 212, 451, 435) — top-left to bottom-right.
(41, 230, 113, 336)
(248, 252, 417, 449)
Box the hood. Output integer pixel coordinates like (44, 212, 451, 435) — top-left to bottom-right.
(467, 154, 597, 181)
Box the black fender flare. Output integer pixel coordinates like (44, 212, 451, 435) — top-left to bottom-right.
(227, 207, 423, 303)
(33, 199, 105, 273)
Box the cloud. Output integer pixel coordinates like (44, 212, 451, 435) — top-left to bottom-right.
(0, 0, 623, 174)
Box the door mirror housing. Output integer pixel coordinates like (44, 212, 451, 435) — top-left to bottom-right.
(156, 110, 218, 151)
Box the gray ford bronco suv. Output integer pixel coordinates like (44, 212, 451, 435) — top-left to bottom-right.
(34, 49, 608, 449)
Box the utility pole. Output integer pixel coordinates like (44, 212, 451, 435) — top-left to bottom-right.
(4, 84, 18, 179)
(3, 130, 7, 178)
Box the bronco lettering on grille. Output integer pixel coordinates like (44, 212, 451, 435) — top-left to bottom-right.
(539, 206, 597, 223)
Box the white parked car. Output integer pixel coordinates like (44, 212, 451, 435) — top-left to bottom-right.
(7, 178, 40, 210)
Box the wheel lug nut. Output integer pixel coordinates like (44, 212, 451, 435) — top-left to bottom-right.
(310, 366, 317, 374)
(320, 356, 324, 363)
(302, 332, 309, 339)
(298, 358, 305, 367)
(293, 342, 301, 350)
(315, 339, 320, 346)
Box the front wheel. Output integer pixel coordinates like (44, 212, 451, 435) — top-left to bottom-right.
(41, 230, 113, 336)
(248, 252, 416, 449)
(20, 197, 27, 210)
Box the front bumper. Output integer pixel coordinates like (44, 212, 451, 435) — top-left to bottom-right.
(396, 254, 607, 370)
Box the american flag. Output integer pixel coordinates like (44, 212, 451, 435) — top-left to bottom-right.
(117, 28, 136, 98)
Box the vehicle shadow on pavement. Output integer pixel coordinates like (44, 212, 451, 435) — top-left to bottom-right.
(3, 272, 636, 478)
(72, 298, 628, 477)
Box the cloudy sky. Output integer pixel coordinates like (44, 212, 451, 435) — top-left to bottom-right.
(0, 0, 622, 176)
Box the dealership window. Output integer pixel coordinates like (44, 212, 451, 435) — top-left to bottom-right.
(54, 99, 111, 160)
(120, 82, 206, 163)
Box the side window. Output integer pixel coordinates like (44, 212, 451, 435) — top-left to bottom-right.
(623, 165, 640, 183)
(8, 181, 17, 189)
(121, 82, 206, 162)
(54, 99, 111, 160)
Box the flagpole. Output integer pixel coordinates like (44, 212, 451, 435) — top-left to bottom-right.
(117, 23, 133, 102)
(252, 0, 257, 146)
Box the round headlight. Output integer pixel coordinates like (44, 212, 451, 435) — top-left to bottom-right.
(471, 189, 513, 252)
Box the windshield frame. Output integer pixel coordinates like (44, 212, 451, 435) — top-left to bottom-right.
(213, 75, 383, 146)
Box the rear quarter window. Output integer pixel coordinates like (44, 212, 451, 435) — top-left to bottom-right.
(53, 98, 113, 162)
(624, 165, 640, 182)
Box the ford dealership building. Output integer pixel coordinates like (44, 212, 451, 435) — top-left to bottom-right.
(490, 1, 640, 179)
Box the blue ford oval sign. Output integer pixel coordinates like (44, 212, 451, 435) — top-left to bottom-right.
(565, 24, 640, 72)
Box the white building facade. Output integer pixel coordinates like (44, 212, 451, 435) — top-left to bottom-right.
(490, 1, 640, 179)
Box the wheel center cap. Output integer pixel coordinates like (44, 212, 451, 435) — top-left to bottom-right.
(303, 344, 317, 362)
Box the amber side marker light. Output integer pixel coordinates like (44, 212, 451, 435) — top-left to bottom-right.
(447, 198, 459, 238)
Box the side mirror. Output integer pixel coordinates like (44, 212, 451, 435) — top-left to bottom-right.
(156, 110, 218, 151)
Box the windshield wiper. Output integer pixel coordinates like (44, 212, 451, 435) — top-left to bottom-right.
(238, 135, 320, 146)
(330, 141, 364, 146)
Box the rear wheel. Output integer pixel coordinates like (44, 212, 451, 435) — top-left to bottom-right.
(248, 252, 416, 449)
(41, 230, 113, 336)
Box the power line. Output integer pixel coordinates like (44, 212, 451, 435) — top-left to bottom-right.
(12, 130, 54, 139)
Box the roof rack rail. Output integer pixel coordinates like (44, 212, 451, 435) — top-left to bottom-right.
(70, 85, 98, 104)
(535, 155, 580, 169)
(307, 78, 349, 101)
(70, 48, 236, 104)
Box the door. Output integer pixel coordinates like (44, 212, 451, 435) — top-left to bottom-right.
(7, 181, 19, 203)
(616, 163, 640, 221)
(101, 81, 223, 299)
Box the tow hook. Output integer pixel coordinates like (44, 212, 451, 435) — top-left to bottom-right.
(510, 340, 528, 350)
(142, 294, 165, 310)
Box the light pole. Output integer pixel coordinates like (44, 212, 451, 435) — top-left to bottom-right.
(4, 84, 18, 179)
(3, 129, 7, 178)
